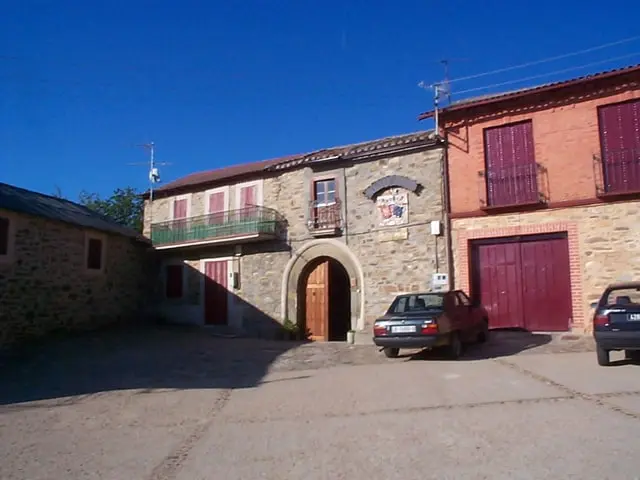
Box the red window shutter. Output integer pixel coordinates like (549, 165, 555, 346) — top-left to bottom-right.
(240, 185, 257, 207)
(0, 217, 9, 255)
(598, 99, 640, 193)
(173, 199, 187, 219)
(165, 265, 183, 298)
(87, 238, 103, 270)
(484, 121, 536, 206)
(209, 192, 225, 213)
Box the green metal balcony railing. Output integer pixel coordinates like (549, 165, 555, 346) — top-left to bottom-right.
(150, 205, 287, 247)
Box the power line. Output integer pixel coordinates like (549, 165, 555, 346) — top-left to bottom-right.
(453, 51, 640, 96)
(446, 34, 640, 85)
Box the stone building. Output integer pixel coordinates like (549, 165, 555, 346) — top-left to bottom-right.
(0, 182, 152, 347)
(418, 64, 640, 334)
(144, 131, 448, 342)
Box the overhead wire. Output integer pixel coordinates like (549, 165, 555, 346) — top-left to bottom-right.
(445, 34, 640, 85)
(453, 51, 640, 96)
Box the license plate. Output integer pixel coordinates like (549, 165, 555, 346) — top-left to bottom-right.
(391, 325, 416, 333)
(628, 314, 640, 321)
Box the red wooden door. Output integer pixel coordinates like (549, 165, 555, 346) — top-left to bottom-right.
(208, 192, 225, 225)
(520, 238, 572, 331)
(475, 242, 525, 329)
(473, 236, 572, 332)
(598, 99, 640, 193)
(204, 261, 228, 325)
(305, 260, 329, 341)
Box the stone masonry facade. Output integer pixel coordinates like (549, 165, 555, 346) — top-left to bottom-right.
(452, 201, 640, 334)
(144, 137, 448, 340)
(0, 209, 152, 347)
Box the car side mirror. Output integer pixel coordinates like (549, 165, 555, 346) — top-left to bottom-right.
(589, 301, 598, 309)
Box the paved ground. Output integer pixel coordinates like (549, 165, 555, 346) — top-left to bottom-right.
(1, 326, 639, 480)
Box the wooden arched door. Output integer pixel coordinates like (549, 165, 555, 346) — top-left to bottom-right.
(305, 260, 329, 341)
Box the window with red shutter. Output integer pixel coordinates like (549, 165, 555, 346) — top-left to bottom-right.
(0, 217, 9, 256)
(165, 265, 184, 298)
(483, 121, 538, 207)
(598, 99, 640, 194)
(208, 191, 226, 225)
(239, 185, 257, 221)
(86, 238, 103, 270)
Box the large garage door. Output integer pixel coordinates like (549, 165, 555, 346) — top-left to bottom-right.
(471, 233, 573, 332)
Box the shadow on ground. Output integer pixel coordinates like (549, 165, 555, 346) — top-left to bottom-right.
(0, 324, 304, 406)
(401, 329, 555, 361)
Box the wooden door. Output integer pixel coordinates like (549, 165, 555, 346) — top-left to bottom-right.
(305, 260, 329, 341)
(204, 261, 228, 325)
(520, 238, 572, 331)
(473, 242, 525, 330)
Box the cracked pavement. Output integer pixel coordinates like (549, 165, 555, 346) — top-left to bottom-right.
(1, 327, 639, 479)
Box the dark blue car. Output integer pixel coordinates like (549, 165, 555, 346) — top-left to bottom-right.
(592, 282, 640, 366)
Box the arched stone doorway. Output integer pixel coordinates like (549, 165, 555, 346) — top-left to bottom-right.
(281, 239, 365, 341)
(298, 256, 351, 341)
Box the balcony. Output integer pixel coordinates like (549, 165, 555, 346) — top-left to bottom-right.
(478, 163, 548, 211)
(307, 199, 343, 236)
(594, 148, 640, 198)
(150, 205, 287, 249)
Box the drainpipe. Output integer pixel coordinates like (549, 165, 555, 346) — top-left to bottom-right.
(438, 125, 455, 292)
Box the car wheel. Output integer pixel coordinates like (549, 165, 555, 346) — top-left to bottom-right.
(477, 319, 489, 344)
(448, 332, 462, 360)
(383, 347, 400, 358)
(596, 345, 610, 366)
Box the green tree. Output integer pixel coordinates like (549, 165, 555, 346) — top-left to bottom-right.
(79, 187, 144, 232)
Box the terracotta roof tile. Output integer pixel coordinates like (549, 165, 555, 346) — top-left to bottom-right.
(418, 63, 640, 120)
(154, 130, 437, 196)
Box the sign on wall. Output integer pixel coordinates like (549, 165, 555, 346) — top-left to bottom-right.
(376, 190, 408, 226)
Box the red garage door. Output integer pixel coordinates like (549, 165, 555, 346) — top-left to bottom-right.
(471, 234, 573, 331)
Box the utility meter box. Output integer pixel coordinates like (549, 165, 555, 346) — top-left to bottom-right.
(431, 273, 449, 292)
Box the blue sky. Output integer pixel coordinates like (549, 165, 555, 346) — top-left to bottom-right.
(2, 0, 639, 200)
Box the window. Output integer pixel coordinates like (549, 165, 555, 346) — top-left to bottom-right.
(165, 265, 184, 298)
(86, 237, 103, 270)
(314, 179, 336, 206)
(388, 294, 444, 314)
(483, 120, 538, 207)
(456, 291, 471, 306)
(598, 99, 640, 194)
(0, 217, 9, 256)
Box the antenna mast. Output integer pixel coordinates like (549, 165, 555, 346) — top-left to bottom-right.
(128, 141, 172, 229)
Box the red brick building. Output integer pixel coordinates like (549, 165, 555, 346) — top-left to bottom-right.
(420, 64, 640, 334)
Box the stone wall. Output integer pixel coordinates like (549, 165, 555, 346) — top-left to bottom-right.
(0, 211, 152, 348)
(145, 145, 448, 339)
(451, 200, 640, 333)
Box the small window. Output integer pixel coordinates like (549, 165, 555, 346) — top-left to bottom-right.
(165, 265, 184, 298)
(314, 179, 336, 206)
(86, 238, 103, 270)
(0, 217, 9, 256)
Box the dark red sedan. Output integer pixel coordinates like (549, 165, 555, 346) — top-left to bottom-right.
(372, 290, 489, 359)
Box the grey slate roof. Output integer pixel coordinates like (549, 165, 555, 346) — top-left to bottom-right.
(0, 182, 148, 242)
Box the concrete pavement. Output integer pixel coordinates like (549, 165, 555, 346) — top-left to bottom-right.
(1, 328, 639, 479)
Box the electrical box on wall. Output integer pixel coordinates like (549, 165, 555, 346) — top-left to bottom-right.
(431, 273, 448, 292)
(430, 220, 441, 236)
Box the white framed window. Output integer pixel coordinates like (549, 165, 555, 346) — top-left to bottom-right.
(235, 180, 264, 210)
(170, 193, 192, 221)
(205, 186, 230, 225)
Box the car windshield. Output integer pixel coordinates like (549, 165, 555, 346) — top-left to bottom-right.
(604, 287, 640, 307)
(389, 294, 444, 313)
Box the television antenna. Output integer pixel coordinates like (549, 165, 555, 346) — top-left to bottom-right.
(127, 141, 172, 227)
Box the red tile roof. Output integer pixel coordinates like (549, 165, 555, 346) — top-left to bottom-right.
(151, 130, 437, 197)
(418, 63, 640, 120)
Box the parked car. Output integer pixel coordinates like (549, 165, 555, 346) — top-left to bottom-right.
(591, 282, 640, 366)
(372, 290, 489, 359)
